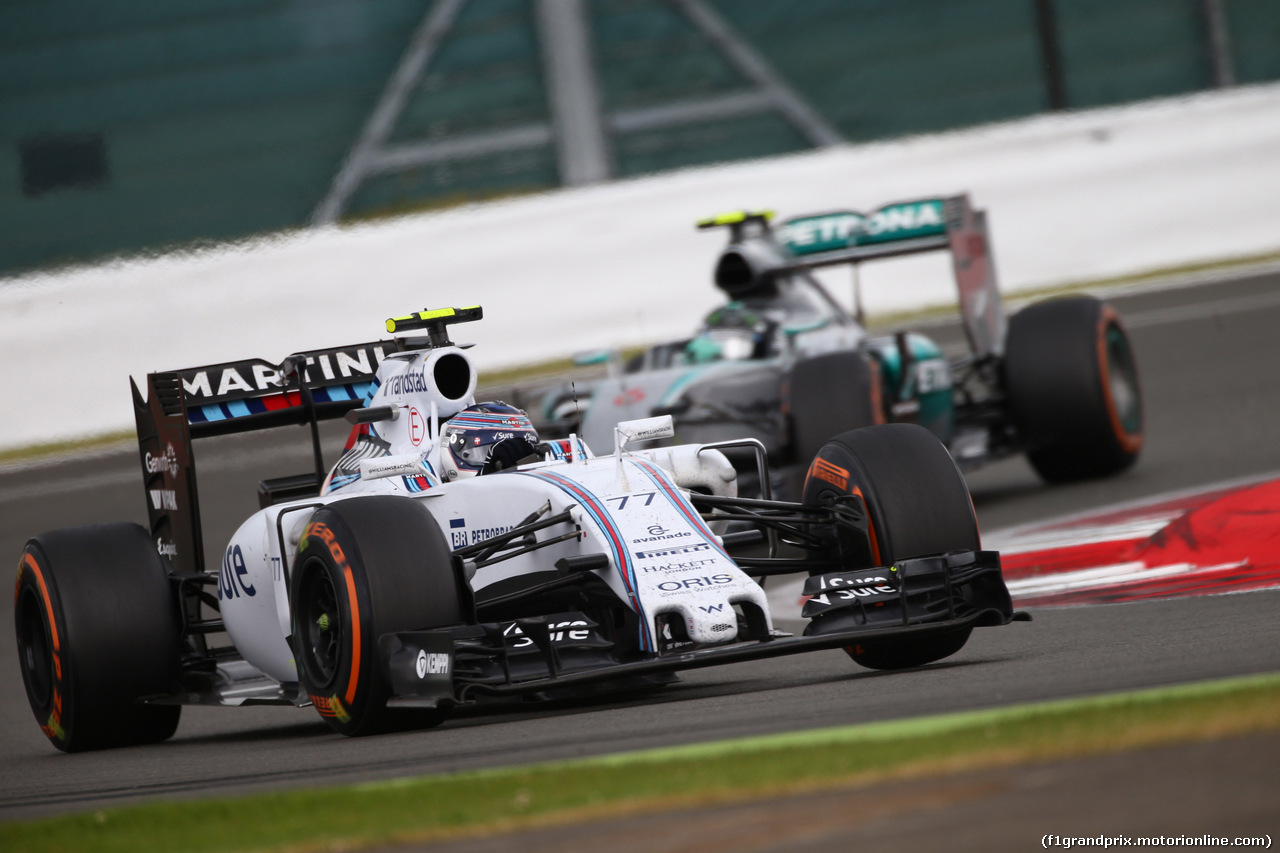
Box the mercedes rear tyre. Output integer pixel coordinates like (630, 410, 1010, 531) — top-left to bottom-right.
(291, 496, 463, 736)
(1004, 295, 1143, 482)
(801, 423, 978, 669)
(15, 524, 182, 752)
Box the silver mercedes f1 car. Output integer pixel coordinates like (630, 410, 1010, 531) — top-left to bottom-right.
(539, 195, 1143, 495)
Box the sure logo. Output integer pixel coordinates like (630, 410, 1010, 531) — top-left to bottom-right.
(218, 544, 257, 600)
(501, 620, 591, 648)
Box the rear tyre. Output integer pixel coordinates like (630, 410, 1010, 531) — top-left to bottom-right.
(801, 423, 978, 669)
(15, 524, 182, 752)
(1004, 296, 1143, 482)
(788, 350, 882, 466)
(291, 496, 464, 736)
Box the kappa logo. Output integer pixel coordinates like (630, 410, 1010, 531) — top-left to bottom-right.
(415, 649, 450, 678)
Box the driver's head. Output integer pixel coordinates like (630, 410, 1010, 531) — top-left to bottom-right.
(687, 302, 771, 363)
(441, 403, 539, 480)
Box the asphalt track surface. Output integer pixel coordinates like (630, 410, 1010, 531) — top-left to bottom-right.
(3, 271, 1280, 823)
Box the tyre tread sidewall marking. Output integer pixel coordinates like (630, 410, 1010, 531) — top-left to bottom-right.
(805, 453, 882, 566)
(1096, 305, 1143, 454)
(19, 551, 68, 744)
(851, 484, 883, 567)
(304, 522, 363, 708)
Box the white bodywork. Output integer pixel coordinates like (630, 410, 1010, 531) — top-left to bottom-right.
(216, 338, 762, 686)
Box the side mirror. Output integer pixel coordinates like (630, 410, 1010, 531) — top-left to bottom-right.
(614, 415, 675, 455)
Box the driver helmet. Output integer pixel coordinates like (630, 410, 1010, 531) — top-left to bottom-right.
(441, 402, 539, 480)
(687, 302, 772, 363)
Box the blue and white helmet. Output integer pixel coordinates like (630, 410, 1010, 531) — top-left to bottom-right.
(441, 403, 539, 480)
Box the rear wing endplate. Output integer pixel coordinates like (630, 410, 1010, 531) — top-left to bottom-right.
(131, 338, 403, 576)
(132, 307, 484, 576)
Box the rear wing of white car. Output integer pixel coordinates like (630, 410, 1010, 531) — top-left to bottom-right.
(129, 306, 483, 577)
(699, 194, 1005, 360)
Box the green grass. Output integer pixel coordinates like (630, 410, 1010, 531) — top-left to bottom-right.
(0, 430, 135, 466)
(4, 673, 1279, 853)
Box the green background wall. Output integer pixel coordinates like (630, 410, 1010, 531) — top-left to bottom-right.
(2, 0, 1275, 277)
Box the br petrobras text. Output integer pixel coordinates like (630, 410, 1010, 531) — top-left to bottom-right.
(1043, 835, 1271, 849)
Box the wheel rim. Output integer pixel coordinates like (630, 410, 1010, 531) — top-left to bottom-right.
(1105, 324, 1142, 435)
(16, 585, 53, 708)
(297, 558, 343, 690)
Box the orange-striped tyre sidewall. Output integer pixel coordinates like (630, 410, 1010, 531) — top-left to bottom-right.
(14, 525, 181, 752)
(1005, 296, 1143, 482)
(291, 516, 379, 736)
(289, 496, 465, 737)
(15, 548, 73, 749)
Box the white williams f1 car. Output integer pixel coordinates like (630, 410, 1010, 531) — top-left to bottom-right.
(15, 307, 1026, 750)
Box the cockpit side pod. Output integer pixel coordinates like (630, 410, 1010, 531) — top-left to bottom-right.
(420, 474, 589, 599)
(220, 439, 753, 685)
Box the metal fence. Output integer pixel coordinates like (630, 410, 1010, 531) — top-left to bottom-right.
(2, 0, 1274, 276)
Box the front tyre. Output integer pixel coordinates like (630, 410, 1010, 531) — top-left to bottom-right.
(1004, 296, 1143, 482)
(801, 423, 979, 669)
(15, 524, 181, 752)
(291, 496, 463, 736)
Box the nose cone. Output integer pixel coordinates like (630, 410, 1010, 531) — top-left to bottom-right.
(682, 601, 739, 644)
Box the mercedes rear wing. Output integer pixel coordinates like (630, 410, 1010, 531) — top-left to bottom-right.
(700, 194, 1005, 360)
